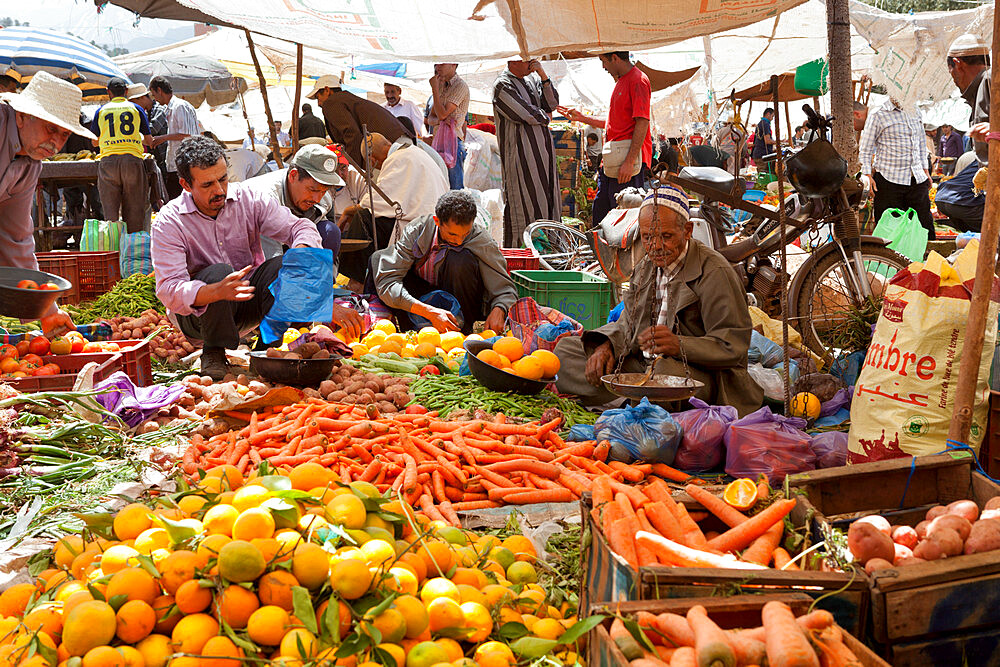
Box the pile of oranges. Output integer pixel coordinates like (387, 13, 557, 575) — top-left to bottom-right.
(475, 338, 559, 382)
(0, 462, 585, 667)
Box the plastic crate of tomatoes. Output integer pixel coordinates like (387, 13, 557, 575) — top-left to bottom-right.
(0, 332, 125, 391)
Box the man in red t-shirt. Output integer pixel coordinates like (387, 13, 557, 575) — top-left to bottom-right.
(558, 51, 651, 225)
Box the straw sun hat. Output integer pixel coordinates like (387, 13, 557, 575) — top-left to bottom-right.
(0, 70, 95, 139)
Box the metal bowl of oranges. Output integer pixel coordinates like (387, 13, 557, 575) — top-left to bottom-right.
(463, 338, 559, 395)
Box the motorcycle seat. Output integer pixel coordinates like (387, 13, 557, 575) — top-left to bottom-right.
(717, 237, 758, 263)
(679, 166, 743, 194)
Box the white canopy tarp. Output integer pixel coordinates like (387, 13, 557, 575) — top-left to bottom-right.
(850, 0, 993, 108)
(168, 0, 809, 61)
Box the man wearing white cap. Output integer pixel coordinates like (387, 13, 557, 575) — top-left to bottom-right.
(305, 74, 411, 167)
(946, 33, 990, 164)
(0, 71, 93, 332)
(552, 184, 762, 416)
(936, 34, 990, 231)
(244, 144, 346, 261)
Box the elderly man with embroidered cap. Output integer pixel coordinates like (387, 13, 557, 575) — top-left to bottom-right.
(553, 184, 762, 415)
(0, 71, 94, 333)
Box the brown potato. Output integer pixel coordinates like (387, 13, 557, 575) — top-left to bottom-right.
(926, 505, 948, 521)
(864, 558, 894, 574)
(895, 556, 927, 567)
(915, 520, 931, 540)
(266, 347, 282, 358)
(985, 497, 1000, 512)
(892, 525, 919, 549)
(298, 342, 322, 359)
(856, 515, 892, 536)
(930, 527, 963, 557)
(928, 514, 972, 541)
(313, 349, 331, 360)
(946, 500, 980, 523)
(964, 518, 1000, 555)
(848, 520, 895, 565)
(913, 538, 945, 561)
(319, 380, 338, 396)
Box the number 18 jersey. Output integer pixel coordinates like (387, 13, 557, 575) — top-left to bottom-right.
(93, 97, 150, 158)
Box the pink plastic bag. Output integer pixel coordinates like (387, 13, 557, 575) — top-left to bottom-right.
(671, 398, 738, 472)
(432, 117, 458, 168)
(724, 407, 816, 483)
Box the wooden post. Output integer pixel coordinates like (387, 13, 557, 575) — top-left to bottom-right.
(784, 101, 792, 147)
(291, 43, 303, 154)
(244, 29, 283, 168)
(947, 11, 1000, 445)
(826, 0, 857, 172)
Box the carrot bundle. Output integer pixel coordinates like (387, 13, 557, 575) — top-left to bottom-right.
(181, 401, 683, 526)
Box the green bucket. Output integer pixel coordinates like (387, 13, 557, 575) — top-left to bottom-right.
(794, 59, 829, 96)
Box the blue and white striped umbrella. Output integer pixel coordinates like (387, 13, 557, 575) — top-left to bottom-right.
(0, 26, 130, 99)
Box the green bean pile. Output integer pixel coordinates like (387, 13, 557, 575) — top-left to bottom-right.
(408, 374, 597, 426)
(68, 273, 164, 322)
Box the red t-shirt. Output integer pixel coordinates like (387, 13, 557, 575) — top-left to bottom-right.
(606, 65, 652, 167)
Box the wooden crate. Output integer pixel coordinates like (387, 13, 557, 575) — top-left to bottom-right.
(588, 594, 889, 667)
(580, 493, 870, 636)
(786, 452, 1000, 665)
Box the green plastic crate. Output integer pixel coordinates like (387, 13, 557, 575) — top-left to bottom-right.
(511, 270, 615, 330)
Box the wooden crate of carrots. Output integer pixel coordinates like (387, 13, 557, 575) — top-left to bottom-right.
(587, 593, 889, 667)
(581, 475, 870, 635)
(787, 452, 1000, 666)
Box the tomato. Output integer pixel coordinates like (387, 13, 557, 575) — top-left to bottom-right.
(419, 364, 440, 376)
(67, 335, 85, 353)
(37, 282, 61, 291)
(33, 364, 59, 376)
(27, 336, 50, 356)
(103, 343, 120, 352)
(82, 342, 103, 353)
(22, 354, 43, 367)
(11, 371, 27, 378)
(16, 279, 37, 289)
(404, 404, 429, 415)
(0, 344, 16, 360)
(0, 358, 19, 374)
(48, 337, 72, 355)
(17, 361, 36, 373)
(15, 340, 30, 357)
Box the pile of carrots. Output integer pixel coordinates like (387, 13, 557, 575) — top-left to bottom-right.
(593, 477, 800, 570)
(179, 398, 703, 525)
(613, 600, 864, 666)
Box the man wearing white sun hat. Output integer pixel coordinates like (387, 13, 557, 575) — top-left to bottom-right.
(1, 71, 94, 332)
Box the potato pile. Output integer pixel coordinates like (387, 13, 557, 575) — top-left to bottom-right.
(107, 309, 194, 364)
(264, 341, 332, 360)
(306, 360, 413, 413)
(849, 497, 1000, 572)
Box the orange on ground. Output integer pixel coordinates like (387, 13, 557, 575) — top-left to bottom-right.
(174, 579, 212, 614)
(201, 635, 244, 667)
(217, 584, 260, 629)
(115, 599, 156, 643)
(106, 567, 160, 605)
(247, 605, 290, 646)
(158, 550, 199, 594)
(258, 570, 299, 610)
(723, 478, 759, 511)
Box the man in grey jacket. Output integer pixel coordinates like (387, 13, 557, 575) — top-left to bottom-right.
(371, 190, 516, 333)
(244, 144, 344, 262)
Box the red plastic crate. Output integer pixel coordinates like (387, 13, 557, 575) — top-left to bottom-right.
(501, 247, 541, 272)
(113, 339, 153, 386)
(75, 251, 121, 301)
(34, 252, 81, 305)
(1, 352, 123, 392)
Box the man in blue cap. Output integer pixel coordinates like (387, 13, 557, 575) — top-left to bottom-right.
(553, 184, 762, 415)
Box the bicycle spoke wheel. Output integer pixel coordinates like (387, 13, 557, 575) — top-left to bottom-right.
(792, 242, 909, 359)
(523, 220, 596, 271)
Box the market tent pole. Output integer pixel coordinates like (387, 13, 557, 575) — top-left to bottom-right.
(826, 0, 857, 171)
(947, 11, 1000, 445)
(291, 43, 303, 154)
(784, 101, 792, 145)
(771, 75, 792, 415)
(244, 29, 283, 168)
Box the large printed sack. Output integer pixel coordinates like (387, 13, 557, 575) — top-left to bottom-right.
(848, 243, 1000, 462)
(79, 219, 125, 252)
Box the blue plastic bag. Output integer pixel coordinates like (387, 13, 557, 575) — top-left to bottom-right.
(566, 424, 596, 442)
(748, 330, 784, 367)
(260, 248, 335, 344)
(830, 351, 865, 387)
(593, 397, 682, 464)
(671, 398, 737, 472)
(407, 290, 464, 331)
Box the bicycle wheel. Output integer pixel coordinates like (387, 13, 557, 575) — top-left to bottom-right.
(523, 220, 596, 271)
(791, 241, 909, 359)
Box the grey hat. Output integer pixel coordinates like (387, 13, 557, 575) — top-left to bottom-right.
(289, 144, 345, 186)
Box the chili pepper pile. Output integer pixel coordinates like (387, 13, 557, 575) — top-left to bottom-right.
(408, 374, 597, 426)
